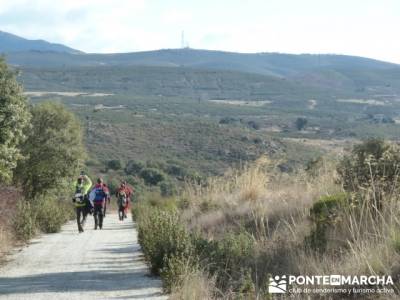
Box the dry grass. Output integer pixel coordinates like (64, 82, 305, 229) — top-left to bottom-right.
(297, 195, 400, 276)
(173, 156, 400, 298)
(170, 270, 218, 300)
(183, 156, 339, 238)
(0, 185, 21, 261)
(0, 226, 14, 259)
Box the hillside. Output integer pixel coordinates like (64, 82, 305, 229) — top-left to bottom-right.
(0, 29, 396, 77)
(0, 31, 82, 54)
(4, 31, 400, 177)
(18, 65, 329, 99)
(18, 62, 400, 176)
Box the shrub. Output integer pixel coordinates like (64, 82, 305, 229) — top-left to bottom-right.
(136, 207, 195, 291)
(0, 58, 31, 183)
(305, 193, 348, 252)
(13, 196, 73, 240)
(337, 139, 400, 210)
(170, 269, 216, 300)
(160, 180, 177, 197)
(125, 160, 145, 175)
(140, 168, 166, 185)
(146, 160, 167, 170)
(305, 156, 324, 176)
(161, 254, 196, 292)
(295, 117, 308, 130)
(107, 159, 123, 170)
(219, 117, 238, 124)
(253, 137, 262, 144)
(126, 176, 145, 200)
(105, 177, 120, 195)
(196, 231, 256, 291)
(166, 164, 187, 179)
(247, 120, 260, 130)
(15, 102, 86, 199)
(13, 200, 36, 241)
(34, 196, 70, 233)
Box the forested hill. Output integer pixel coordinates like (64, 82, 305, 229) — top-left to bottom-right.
(5, 48, 399, 77)
(0, 30, 81, 54)
(1, 30, 397, 77)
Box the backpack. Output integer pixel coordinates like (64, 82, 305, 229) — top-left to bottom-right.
(93, 186, 106, 203)
(74, 185, 84, 204)
(118, 191, 127, 207)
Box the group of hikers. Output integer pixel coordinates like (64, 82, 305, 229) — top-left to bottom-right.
(72, 172, 134, 233)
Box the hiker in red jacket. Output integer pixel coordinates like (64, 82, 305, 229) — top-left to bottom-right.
(115, 181, 134, 219)
(89, 178, 110, 229)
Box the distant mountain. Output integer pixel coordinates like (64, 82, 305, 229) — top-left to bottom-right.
(5, 47, 399, 77)
(2, 31, 399, 95)
(0, 31, 82, 54)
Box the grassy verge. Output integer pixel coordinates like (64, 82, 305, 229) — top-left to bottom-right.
(134, 153, 400, 299)
(13, 196, 75, 241)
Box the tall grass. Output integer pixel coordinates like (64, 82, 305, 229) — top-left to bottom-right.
(0, 225, 13, 259)
(13, 196, 74, 241)
(135, 154, 400, 298)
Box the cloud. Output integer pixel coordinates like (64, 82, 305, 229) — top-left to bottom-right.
(0, 0, 148, 51)
(161, 9, 193, 25)
(0, 0, 398, 63)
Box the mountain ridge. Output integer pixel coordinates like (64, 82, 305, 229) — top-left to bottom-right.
(1, 31, 399, 77)
(0, 30, 82, 54)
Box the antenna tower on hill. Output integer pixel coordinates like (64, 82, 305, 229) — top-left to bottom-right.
(181, 31, 189, 48)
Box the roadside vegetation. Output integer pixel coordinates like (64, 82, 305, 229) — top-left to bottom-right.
(134, 139, 400, 299)
(0, 58, 86, 256)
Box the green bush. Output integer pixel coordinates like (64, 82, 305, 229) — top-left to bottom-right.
(105, 177, 120, 195)
(107, 159, 123, 170)
(125, 176, 145, 201)
(136, 207, 194, 291)
(195, 231, 256, 291)
(337, 139, 400, 210)
(306, 193, 348, 252)
(15, 102, 86, 199)
(140, 168, 166, 185)
(13, 197, 73, 240)
(295, 117, 308, 130)
(13, 200, 36, 241)
(160, 254, 196, 292)
(160, 179, 177, 197)
(0, 58, 31, 183)
(146, 160, 167, 170)
(125, 160, 145, 175)
(166, 164, 187, 179)
(34, 196, 71, 233)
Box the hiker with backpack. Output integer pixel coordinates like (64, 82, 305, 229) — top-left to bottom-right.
(72, 173, 92, 233)
(115, 185, 127, 221)
(89, 178, 110, 230)
(102, 183, 111, 218)
(115, 181, 134, 220)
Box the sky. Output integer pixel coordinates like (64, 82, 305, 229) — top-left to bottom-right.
(0, 0, 399, 63)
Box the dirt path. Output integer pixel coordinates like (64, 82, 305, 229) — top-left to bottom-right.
(0, 213, 166, 300)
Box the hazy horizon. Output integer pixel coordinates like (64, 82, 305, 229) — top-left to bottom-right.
(0, 0, 399, 64)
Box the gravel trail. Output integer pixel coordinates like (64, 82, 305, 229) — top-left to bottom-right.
(0, 213, 166, 300)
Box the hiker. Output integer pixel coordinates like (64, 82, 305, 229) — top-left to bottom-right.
(116, 185, 127, 221)
(102, 183, 111, 218)
(115, 181, 134, 220)
(72, 173, 92, 233)
(124, 181, 134, 217)
(89, 178, 110, 230)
